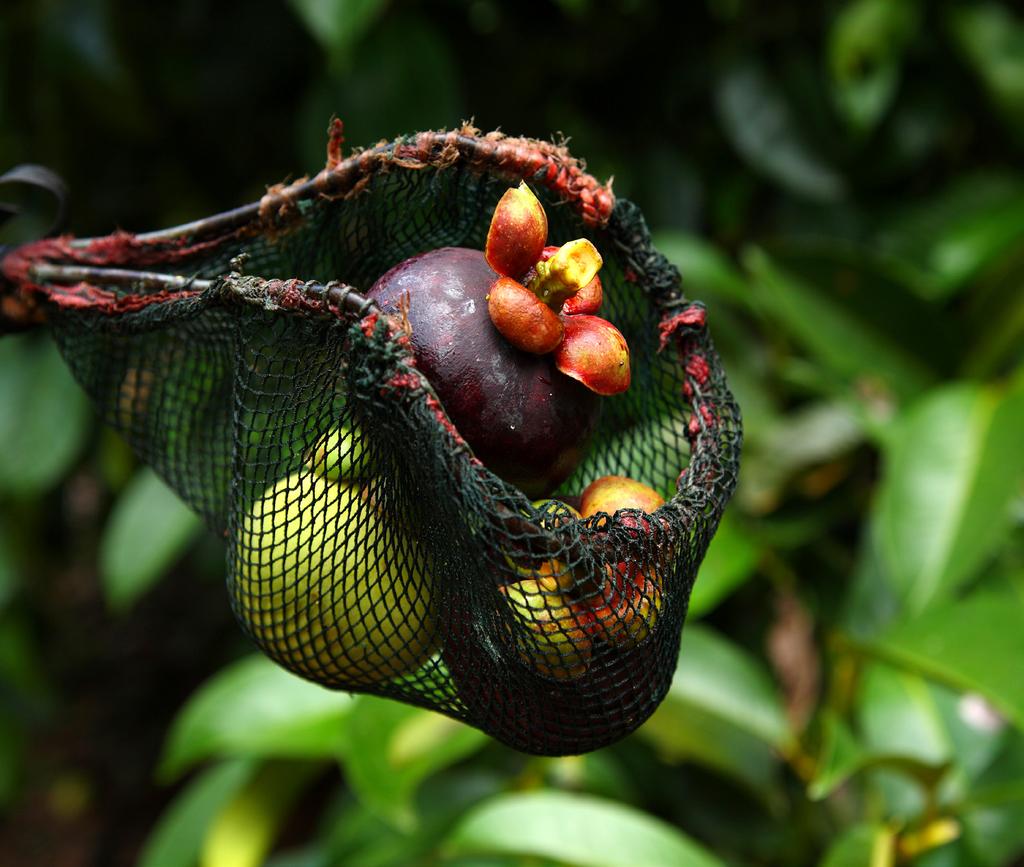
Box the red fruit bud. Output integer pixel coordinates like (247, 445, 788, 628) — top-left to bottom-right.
(561, 274, 603, 315)
(488, 277, 564, 354)
(485, 183, 548, 279)
(554, 314, 630, 395)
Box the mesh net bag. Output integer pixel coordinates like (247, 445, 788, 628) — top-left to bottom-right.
(0, 126, 741, 755)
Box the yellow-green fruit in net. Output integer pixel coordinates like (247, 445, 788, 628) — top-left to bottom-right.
(234, 472, 436, 685)
(304, 424, 371, 482)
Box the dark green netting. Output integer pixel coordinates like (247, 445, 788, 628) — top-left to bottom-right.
(0, 129, 741, 754)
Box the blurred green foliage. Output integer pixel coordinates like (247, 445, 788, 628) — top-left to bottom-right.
(1, 0, 1024, 865)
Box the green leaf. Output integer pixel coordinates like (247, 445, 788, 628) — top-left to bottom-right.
(833, 52, 898, 137)
(874, 380, 1024, 612)
(808, 710, 947, 801)
(340, 696, 488, 828)
(962, 802, 1024, 867)
(864, 664, 1005, 776)
(675, 622, 786, 745)
(444, 791, 725, 867)
(906, 840, 975, 867)
(819, 822, 896, 867)
(865, 590, 1024, 732)
(740, 400, 865, 514)
(689, 516, 759, 617)
(288, 0, 387, 59)
(443, 859, 564, 867)
(966, 730, 1024, 810)
(962, 255, 1024, 378)
(138, 760, 255, 867)
(743, 247, 935, 402)
(639, 625, 789, 797)
(961, 735, 1024, 866)
(674, 625, 791, 748)
(747, 239, 959, 379)
(874, 172, 1024, 300)
(324, 769, 506, 867)
(159, 655, 356, 780)
(916, 197, 1024, 299)
(947, 3, 1024, 141)
(809, 712, 869, 800)
(539, 752, 642, 807)
(843, 520, 905, 639)
(716, 61, 845, 202)
(854, 662, 1004, 813)
(813, 662, 1004, 806)
(641, 698, 780, 801)
(200, 760, 321, 867)
(100, 468, 204, 611)
(0, 335, 91, 495)
(858, 665, 951, 765)
(653, 231, 749, 307)
(829, 0, 918, 133)
(264, 852, 326, 867)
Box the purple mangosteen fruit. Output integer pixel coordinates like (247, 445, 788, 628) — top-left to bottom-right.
(366, 246, 599, 497)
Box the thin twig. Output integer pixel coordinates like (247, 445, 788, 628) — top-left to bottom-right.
(29, 262, 214, 292)
(26, 262, 379, 321)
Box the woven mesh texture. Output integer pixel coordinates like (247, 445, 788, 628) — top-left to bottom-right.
(2, 129, 741, 755)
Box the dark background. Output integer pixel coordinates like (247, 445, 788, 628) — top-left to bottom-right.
(1, 1, 1022, 865)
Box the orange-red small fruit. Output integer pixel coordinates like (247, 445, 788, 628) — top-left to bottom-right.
(485, 183, 548, 280)
(554, 315, 631, 395)
(488, 277, 564, 354)
(580, 475, 665, 518)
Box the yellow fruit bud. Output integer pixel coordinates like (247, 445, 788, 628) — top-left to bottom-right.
(529, 238, 603, 308)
